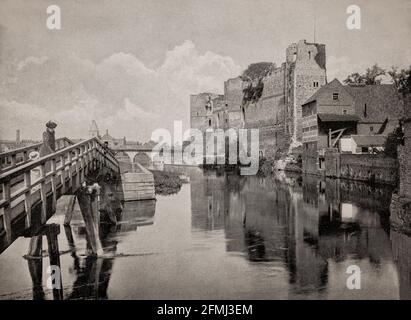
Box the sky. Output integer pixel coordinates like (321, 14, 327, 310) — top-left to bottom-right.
(0, 0, 410, 141)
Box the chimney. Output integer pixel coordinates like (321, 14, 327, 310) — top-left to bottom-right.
(16, 129, 21, 144)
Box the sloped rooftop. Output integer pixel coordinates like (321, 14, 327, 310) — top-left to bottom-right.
(351, 135, 387, 147)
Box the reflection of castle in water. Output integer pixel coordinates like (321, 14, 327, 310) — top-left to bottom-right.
(189, 170, 402, 295)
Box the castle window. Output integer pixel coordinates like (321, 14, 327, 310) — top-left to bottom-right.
(370, 126, 374, 132)
(332, 93, 339, 100)
(308, 51, 311, 59)
(364, 103, 367, 118)
(313, 81, 319, 88)
(343, 109, 347, 115)
(209, 119, 212, 127)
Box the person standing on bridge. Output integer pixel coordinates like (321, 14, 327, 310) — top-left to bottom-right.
(39, 121, 57, 157)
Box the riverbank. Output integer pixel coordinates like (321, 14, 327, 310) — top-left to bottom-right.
(151, 170, 182, 195)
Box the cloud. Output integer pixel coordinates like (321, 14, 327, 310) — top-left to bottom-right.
(327, 56, 354, 82)
(0, 41, 242, 141)
(0, 99, 49, 139)
(16, 56, 49, 71)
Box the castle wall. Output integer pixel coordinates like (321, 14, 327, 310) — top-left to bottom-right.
(190, 40, 327, 160)
(324, 150, 398, 185)
(243, 66, 290, 158)
(291, 41, 327, 141)
(211, 95, 225, 130)
(190, 93, 221, 132)
(240, 40, 326, 159)
(224, 77, 244, 129)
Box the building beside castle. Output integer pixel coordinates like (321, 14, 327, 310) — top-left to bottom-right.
(301, 79, 403, 179)
(190, 39, 327, 159)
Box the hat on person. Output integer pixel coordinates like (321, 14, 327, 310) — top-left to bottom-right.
(46, 121, 57, 129)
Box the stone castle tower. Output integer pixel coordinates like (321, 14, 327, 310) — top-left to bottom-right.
(190, 93, 224, 133)
(189, 40, 327, 158)
(285, 39, 327, 144)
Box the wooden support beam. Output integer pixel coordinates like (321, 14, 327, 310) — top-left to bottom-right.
(76, 186, 103, 256)
(24, 171, 32, 228)
(2, 181, 12, 243)
(50, 159, 57, 212)
(26, 235, 45, 300)
(39, 164, 47, 224)
(67, 151, 73, 190)
(60, 155, 66, 194)
(27, 235, 43, 257)
(44, 224, 63, 300)
(63, 195, 76, 226)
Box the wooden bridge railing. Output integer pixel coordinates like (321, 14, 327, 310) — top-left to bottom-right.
(0, 137, 74, 172)
(0, 137, 119, 251)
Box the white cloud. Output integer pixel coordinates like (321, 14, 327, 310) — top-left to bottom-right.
(1, 41, 241, 141)
(327, 56, 353, 82)
(0, 99, 49, 140)
(16, 56, 49, 71)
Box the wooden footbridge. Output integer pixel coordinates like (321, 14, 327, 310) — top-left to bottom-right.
(0, 137, 120, 254)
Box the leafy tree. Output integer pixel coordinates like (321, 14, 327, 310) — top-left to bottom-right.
(344, 63, 385, 85)
(241, 62, 275, 103)
(388, 65, 411, 96)
(384, 125, 404, 158)
(241, 62, 276, 82)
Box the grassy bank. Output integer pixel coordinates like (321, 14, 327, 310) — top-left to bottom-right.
(150, 170, 182, 195)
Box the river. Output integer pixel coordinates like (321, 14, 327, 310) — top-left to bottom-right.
(0, 167, 410, 299)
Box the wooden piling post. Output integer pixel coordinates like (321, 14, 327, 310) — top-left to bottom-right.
(63, 195, 76, 226)
(76, 185, 103, 256)
(44, 224, 63, 300)
(26, 235, 44, 300)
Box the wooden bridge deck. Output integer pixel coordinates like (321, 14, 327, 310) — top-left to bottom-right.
(0, 138, 120, 253)
(0, 137, 74, 172)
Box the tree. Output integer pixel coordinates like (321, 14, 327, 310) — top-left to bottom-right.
(241, 62, 276, 82)
(344, 63, 385, 85)
(388, 65, 411, 96)
(241, 62, 275, 103)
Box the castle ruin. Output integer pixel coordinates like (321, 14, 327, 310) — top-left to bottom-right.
(189, 39, 327, 159)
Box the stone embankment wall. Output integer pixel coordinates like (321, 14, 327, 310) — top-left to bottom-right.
(390, 94, 411, 234)
(324, 150, 398, 185)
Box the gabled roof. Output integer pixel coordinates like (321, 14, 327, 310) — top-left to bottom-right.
(351, 135, 387, 147)
(344, 84, 403, 122)
(303, 78, 354, 106)
(318, 113, 360, 122)
(302, 79, 403, 123)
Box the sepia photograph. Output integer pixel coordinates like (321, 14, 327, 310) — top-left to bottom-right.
(0, 0, 410, 309)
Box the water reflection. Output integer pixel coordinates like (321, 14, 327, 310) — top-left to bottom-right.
(65, 199, 156, 299)
(0, 168, 410, 299)
(188, 169, 405, 298)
